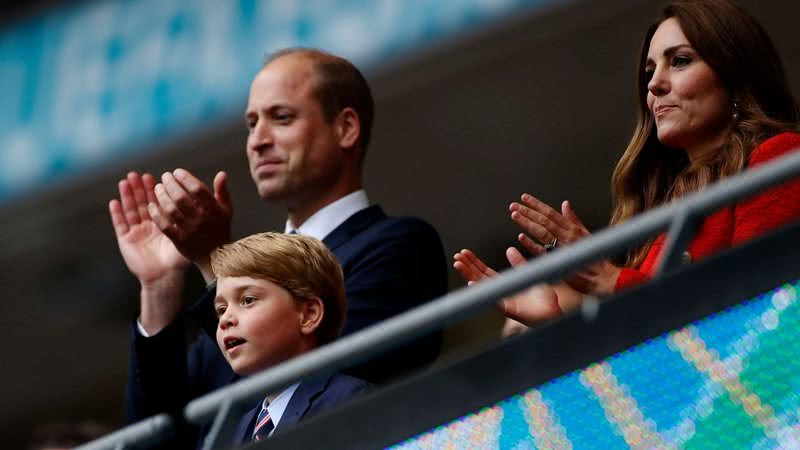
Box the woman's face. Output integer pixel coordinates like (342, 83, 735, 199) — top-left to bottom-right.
(645, 18, 731, 160)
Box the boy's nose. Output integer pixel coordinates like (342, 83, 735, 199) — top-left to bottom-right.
(219, 312, 236, 329)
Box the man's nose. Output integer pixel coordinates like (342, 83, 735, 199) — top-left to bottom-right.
(248, 123, 274, 152)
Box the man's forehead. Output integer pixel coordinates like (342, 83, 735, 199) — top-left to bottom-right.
(257, 55, 316, 88)
(247, 56, 318, 109)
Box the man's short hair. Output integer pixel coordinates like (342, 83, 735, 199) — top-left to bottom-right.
(210, 232, 346, 345)
(265, 48, 375, 157)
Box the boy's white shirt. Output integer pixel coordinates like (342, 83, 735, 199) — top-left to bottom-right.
(263, 382, 300, 435)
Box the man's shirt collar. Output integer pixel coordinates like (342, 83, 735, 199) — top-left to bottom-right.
(284, 189, 369, 240)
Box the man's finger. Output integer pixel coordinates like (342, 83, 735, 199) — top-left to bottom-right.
(148, 202, 180, 241)
(141, 173, 159, 205)
(118, 179, 141, 225)
(127, 172, 152, 222)
(173, 168, 215, 205)
(154, 183, 189, 227)
(109, 200, 129, 236)
(213, 171, 233, 214)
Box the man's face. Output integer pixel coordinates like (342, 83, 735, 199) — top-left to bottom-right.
(245, 55, 345, 205)
(215, 276, 308, 375)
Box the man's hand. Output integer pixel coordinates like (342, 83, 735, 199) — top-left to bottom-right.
(148, 169, 233, 282)
(109, 172, 190, 334)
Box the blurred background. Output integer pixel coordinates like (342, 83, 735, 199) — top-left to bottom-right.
(1, 0, 798, 446)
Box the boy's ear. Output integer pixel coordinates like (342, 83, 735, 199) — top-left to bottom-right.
(299, 296, 324, 336)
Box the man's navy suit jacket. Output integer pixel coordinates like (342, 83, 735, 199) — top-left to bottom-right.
(229, 374, 370, 446)
(127, 205, 447, 422)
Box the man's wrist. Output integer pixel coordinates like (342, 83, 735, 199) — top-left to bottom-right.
(194, 256, 216, 285)
(139, 268, 186, 335)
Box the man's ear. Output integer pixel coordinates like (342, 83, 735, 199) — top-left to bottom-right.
(299, 296, 324, 336)
(335, 107, 360, 151)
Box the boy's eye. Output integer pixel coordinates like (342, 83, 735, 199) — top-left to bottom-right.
(215, 305, 227, 317)
(241, 296, 257, 306)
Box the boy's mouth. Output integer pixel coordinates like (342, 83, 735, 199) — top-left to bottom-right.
(224, 336, 246, 350)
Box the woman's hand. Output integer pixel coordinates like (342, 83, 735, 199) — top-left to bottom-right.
(510, 194, 589, 255)
(510, 194, 621, 296)
(453, 247, 562, 327)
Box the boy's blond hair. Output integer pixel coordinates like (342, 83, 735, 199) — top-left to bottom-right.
(210, 232, 346, 345)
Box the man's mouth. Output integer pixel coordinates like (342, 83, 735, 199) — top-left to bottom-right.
(224, 337, 246, 350)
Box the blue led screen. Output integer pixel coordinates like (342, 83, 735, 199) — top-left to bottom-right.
(391, 280, 800, 449)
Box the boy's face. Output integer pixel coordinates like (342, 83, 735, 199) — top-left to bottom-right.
(214, 276, 310, 376)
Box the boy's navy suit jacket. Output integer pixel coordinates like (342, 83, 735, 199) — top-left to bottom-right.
(229, 373, 370, 445)
(127, 205, 447, 422)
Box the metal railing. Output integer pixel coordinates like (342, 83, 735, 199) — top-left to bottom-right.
(77, 148, 800, 450)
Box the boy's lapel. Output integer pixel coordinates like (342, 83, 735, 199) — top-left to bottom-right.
(272, 375, 332, 433)
(232, 404, 259, 445)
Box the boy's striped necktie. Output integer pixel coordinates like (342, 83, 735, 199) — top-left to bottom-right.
(252, 399, 274, 441)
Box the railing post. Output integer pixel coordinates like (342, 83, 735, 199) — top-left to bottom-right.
(202, 399, 245, 450)
(655, 208, 702, 276)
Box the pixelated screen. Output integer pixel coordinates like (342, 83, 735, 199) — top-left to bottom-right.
(389, 280, 800, 449)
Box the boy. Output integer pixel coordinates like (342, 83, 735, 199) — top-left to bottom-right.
(210, 232, 370, 443)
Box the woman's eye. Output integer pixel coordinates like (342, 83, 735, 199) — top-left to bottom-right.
(672, 55, 691, 67)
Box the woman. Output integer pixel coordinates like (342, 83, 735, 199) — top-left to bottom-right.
(455, 0, 800, 330)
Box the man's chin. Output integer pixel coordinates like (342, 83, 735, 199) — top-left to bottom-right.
(256, 183, 293, 202)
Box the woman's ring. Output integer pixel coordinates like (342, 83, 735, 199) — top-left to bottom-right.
(544, 237, 558, 253)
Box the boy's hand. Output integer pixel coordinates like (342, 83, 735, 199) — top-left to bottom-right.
(110, 172, 189, 334)
(148, 169, 233, 283)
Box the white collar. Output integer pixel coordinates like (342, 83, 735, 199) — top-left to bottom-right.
(284, 190, 369, 240)
(264, 382, 300, 435)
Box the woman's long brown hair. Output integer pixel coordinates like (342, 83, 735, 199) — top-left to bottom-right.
(611, 0, 799, 267)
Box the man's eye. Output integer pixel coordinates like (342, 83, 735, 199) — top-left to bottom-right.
(273, 113, 293, 124)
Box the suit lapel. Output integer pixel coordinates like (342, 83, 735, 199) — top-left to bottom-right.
(322, 205, 385, 251)
(233, 403, 259, 444)
(272, 375, 333, 434)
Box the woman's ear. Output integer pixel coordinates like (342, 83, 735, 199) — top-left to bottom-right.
(299, 296, 324, 336)
(335, 107, 360, 151)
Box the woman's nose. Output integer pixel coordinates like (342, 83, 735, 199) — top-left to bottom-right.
(647, 66, 670, 97)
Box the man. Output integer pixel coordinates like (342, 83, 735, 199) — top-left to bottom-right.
(109, 48, 446, 424)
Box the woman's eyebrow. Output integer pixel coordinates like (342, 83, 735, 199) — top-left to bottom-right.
(662, 43, 692, 57)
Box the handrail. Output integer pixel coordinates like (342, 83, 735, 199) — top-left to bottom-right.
(79, 148, 800, 450)
(75, 414, 173, 450)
